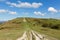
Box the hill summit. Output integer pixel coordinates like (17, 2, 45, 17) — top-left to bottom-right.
(0, 17, 60, 30)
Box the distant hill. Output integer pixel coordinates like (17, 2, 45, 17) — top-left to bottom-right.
(0, 21, 5, 23)
(0, 21, 6, 24)
(0, 17, 60, 30)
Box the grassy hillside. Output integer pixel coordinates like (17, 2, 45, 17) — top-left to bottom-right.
(0, 17, 60, 40)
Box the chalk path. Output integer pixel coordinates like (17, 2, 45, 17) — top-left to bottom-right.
(17, 30, 50, 40)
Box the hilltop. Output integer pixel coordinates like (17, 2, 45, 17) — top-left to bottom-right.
(0, 17, 60, 30)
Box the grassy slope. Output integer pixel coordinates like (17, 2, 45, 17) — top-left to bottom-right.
(31, 26, 60, 40)
(0, 17, 60, 40)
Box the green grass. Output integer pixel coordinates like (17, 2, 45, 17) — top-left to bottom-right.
(0, 29, 24, 40)
(0, 17, 60, 40)
(31, 26, 60, 40)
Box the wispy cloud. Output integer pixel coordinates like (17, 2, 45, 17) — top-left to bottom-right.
(0, 9, 7, 13)
(6, 1, 43, 8)
(34, 11, 45, 16)
(8, 11, 17, 15)
(0, 9, 17, 15)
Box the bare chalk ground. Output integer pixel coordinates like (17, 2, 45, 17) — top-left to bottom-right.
(17, 30, 58, 40)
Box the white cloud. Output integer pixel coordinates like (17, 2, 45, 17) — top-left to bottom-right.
(0, 9, 7, 13)
(48, 7, 58, 13)
(0, 9, 17, 15)
(6, 1, 43, 8)
(32, 3, 42, 8)
(6, 2, 17, 7)
(9, 11, 17, 14)
(34, 11, 45, 16)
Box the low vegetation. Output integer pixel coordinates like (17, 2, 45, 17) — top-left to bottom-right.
(0, 17, 60, 40)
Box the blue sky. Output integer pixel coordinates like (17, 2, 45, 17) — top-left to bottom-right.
(0, 0, 60, 21)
